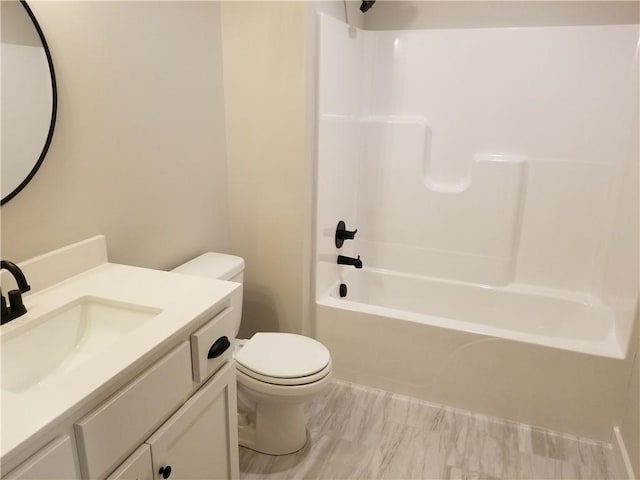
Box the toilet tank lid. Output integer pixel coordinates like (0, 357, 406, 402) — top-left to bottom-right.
(171, 252, 244, 281)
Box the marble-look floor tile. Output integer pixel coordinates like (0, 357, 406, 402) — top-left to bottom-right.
(239, 380, 618, 480)
(444, 465, 502, 480)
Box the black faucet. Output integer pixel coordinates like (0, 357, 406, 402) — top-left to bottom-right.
(337, 255, 363, 269)
(1, 260, 31, 325)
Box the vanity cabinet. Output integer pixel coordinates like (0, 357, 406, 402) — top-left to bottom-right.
(77, 308, 239, 480)
(3, 301, 241, 480)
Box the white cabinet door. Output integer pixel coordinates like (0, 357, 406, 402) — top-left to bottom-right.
(146, 362, 239, 480)
(106, 445, 153, 480)
(3, 436, 80, 480)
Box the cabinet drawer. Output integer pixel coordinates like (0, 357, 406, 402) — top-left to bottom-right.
(75, 342, 192, 480)
(191, 307, 238, 383)
(3, 436, 79, 480)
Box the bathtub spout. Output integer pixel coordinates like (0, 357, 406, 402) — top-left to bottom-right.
(337, 255, 363, 269)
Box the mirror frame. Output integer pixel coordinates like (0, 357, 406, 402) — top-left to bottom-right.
(1, 0, 57, 205)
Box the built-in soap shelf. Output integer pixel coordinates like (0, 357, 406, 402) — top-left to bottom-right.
(358, 115, 528, 194)
(425, 153, 528, 193)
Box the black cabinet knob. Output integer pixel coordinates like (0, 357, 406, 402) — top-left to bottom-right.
(159, 465, 172, 479)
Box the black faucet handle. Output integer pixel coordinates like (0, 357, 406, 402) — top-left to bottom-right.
(1, 289, 8, 322)
(343, 229, 358, 240)
(7, 290, 26, 317)
(335, 221, 358, 248)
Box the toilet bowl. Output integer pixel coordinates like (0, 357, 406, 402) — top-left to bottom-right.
(172, 253, 332, 455)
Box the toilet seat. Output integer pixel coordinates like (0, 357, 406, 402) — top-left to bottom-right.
(235, 332, 331, 386)
(237, 360, 332, 386)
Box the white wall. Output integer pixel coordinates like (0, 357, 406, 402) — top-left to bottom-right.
(220, 1, 307, 337)
(219, 1, 364, 338)
(1, 1, 229, 269)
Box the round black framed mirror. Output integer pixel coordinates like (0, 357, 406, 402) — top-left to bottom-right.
(1, 0, 57, 205)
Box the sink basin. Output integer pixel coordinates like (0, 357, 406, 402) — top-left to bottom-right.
(1, 297, 161, 393)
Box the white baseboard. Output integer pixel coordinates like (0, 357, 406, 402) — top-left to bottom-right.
(613, 425, 637, 480)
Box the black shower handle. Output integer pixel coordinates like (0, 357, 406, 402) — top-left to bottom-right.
(335, 221, 358, 248)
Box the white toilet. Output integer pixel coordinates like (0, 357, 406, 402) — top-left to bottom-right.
(172, 253, 332, 455)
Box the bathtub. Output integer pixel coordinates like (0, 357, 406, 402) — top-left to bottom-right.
(324, 267, 622, 358)
(314, 267, 633, 440)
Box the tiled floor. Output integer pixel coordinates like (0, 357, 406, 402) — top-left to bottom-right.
(240, 380, 620, 480)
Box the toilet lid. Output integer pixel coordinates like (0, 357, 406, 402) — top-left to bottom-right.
(235, 333, 331, 380)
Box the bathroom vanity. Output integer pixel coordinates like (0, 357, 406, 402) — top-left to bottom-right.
(1, 237, 241, 479)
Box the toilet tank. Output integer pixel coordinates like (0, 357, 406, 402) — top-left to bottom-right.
(172, 253, 245, 338)
(171, 252, 245, 283)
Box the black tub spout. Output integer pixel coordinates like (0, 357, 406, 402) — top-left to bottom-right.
(337, 255, 363, 269)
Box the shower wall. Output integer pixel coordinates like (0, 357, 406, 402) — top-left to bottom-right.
(316, 15, 638, 322)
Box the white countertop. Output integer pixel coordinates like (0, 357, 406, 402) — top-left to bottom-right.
(1, 261, 240, 459)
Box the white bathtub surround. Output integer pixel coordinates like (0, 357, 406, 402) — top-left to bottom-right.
(356, 119, 528, 285)
(314, 14, 639, 442)
(239, 380, 621, 480)
(316, 14, 638, 296)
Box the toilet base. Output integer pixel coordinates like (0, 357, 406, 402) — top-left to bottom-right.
(238, 401, 307, 455)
